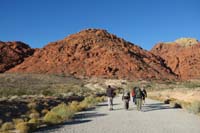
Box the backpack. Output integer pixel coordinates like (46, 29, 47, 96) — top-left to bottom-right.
(131, 89, 135, 96)
(124, 91, 129, 97)
(135, 87, 142, 98)
(123, 90, 130, 99)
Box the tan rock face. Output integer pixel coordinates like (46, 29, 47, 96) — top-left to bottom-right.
(8, 29, 176, 80)
(0, 41, 34, 72)
(151, 38, 200, 79)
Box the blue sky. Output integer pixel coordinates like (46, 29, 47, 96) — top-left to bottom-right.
(0, 0, 199, 50)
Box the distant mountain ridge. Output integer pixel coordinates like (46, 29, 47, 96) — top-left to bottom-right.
(151, 38, 200, 79)
(5, 29, 176, 80)
(0, 41, 34, 72)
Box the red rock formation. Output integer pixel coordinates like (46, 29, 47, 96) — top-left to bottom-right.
(0, 41, 34, 72)
(151, 38, 200, 79)
(8, 29, 176, 80)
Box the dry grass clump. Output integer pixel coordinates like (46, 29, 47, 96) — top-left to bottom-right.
(0, 122, 14, 131)
(15, 122, 30, 133)
(69, 101, 82, 112)
(27, 102, 38, 110)
(0, 119, 3, 127)
(41, 109, 49, 115)
(188, 101, 200, 114)
(83, 96, 98, 106)
(78, 96, 97, 110)
(95, 96, 106, 103)
(29, 112, 40, 119)
(51, 103, 74, 120)
(43, 103, 75, 125)
(43, 111, 63, 125)
(43, 96, 105, 125)
(12, 118, 24, 125)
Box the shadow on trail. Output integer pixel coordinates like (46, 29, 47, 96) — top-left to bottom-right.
(96, 103, 119, 107)
(74, 112, 107, 119)
(35, 120, 92, 133)
(34, 107, 107, 133)
(142, 102, 178, 112)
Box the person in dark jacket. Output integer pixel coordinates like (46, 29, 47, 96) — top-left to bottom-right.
(141, 86, 147, 104)
(135, 86, 143, 111)
(106, 85, 115, 110)
(122, 89, 131, 110)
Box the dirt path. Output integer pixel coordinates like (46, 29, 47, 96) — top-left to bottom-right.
(37, 96, 200, 133)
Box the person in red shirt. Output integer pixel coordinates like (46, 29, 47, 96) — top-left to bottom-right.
(131, 87, 136, 105)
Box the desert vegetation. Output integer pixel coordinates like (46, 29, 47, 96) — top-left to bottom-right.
(146, 80, 200, 115)
(1, 73, 200, 132)
(0, 74, 110, 133)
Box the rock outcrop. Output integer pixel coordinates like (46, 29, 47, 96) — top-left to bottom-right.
(8, 29, 176, 80)
(0, 41, 34, 72)
(151, 38, 200, 79)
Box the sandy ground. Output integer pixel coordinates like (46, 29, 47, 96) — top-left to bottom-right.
(36, 96, 200, 133)
(149, 89, 200, 102)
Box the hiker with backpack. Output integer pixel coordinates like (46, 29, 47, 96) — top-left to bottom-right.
(131, 87, 136, 105)
(141, 86, 147, 104)
(135, 86, 143, 111)
(106, 85, 115, 110)
(122, 89, 131, 110)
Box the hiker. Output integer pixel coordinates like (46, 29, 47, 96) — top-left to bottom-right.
(122, 89, 130, 110)
(131, 87, 136, 105)
(141, 86, 147, 104)
(135, 86, 143, 111)
(106, 85, 115, 110)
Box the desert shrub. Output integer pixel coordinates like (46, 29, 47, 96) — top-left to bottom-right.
(28, 118, 39, 124)
(95, 96, 106, 103)
(41, 90, 54, 96)
(13, 118, 24, 125)
(28, 118, 40, 130)
(51, 103, 74, 120)
(182, 81, 200, 89)
(188, 101, 200, 114)
(29, 112, 40, 119)
(41, 109, 49, 115)
(69, 101, 82, 112)
(43, 111, 62, 125)
(1, 122, 14, 131)
(27, 102, 38, 110)
(15, 122, 30, 133)
(83, 96, 98, 106)
(0, 119, 3, 126)
(180, 101, 191, 109)
(79, 101, 90, 110)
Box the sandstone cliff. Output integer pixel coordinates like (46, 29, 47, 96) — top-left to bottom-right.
(8, 29, 176, 80)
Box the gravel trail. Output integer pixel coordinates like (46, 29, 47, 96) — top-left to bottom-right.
(37, 96, 200, 133)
